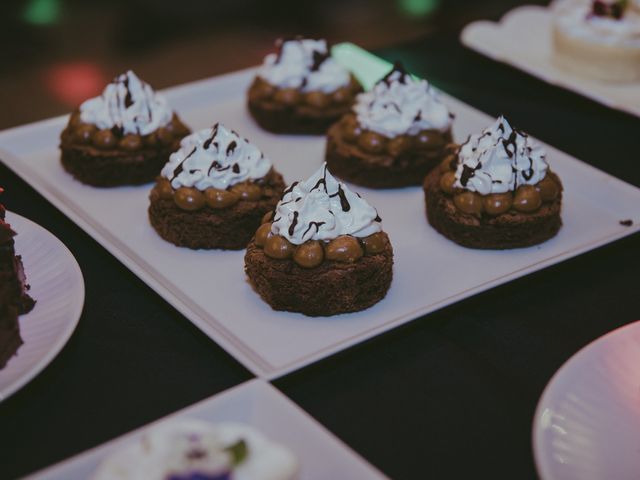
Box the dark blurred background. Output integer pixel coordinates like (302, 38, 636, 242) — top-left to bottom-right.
(0, 0, 541, 130)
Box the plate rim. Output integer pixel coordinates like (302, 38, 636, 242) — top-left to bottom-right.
(460, 4, 640, 119)
(531, 319, 640, 480)
(0, 211, 85, 401)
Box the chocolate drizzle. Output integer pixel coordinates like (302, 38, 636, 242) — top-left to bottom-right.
(288, 211, 299, 236)
(203, 124, 219, 150)
(329, 184, 351, 212)
(302, 221, 326, 238)
(382, 61, 409, 85)
(226, 141, 237, 156)
(460, 164, 477, 187)
(311, 49, 330, 71)
(172, 147, 196, 179)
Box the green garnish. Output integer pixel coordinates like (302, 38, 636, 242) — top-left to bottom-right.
(225, 439, 248, 466)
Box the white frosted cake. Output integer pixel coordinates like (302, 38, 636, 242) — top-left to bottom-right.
(92, 419, 298, 480)
(552, 0, 640, 82)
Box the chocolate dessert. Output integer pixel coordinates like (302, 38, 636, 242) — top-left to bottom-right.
(149, 123, 285, 250)
(245, 164, 393, 316)
(60, 70, 190, 187)
(325, 61, 454, 188)
(247, 37, 362, 134)
(424, 116, 563, 249)
(0, 193, 35, 368)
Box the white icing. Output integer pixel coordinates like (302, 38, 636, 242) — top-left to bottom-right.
(91, 419, 298, 480)
(258, 38, 350, 93)
(80, 70, 173, 136)
(271, 164, 382, 245)
(553, 0, 640, 46)
(160, 124, 272, 191)
(353, 64, 452, 138)
(453, 116, 548, 195)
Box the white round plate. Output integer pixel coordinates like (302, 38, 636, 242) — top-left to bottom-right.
(0, 212, 84, 401)
(533, 321, 640, 480)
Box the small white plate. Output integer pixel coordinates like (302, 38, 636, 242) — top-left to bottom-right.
(461, 5, 640, 118)
(26, 379, 387, 479)
(533, 321, 640, 480)
(0, 212, 84, 401)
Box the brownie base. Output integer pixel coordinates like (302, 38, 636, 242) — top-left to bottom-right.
(148, 171, 286, 250)
(0, 312, 22, 369)
(60, 141, 181, 187)
(247, 78, 361, 135)
(423, 168, 563, 249)
(244, 240, 394, 317)
(325, 122, 453, 189)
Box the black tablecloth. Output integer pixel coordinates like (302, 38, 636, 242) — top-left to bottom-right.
(2, 8, 639, 480)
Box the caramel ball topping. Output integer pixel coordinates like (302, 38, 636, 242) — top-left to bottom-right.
(230, 183, 262, 201)
(332, 87, 352, 104)
(91, 129, 117, 149)
(171, 115, 190, 136)
(274, 88, 301, 106)
(293, 241, 324, 268)
(144, 132, 159, 147)
(536, 175, 560, 202)
(69, 111, 83, 129)
(439, 154, 457, 173)
(174, 187, 205, 211)
(73, 124, 96, 144)
(264, 235, 294, 259)
(156, 179, 175, 200)
(304, 91, 330, 109)
(341, 115, 362, 143)
(453, 191, 483, 216)
(439, 171, 457, 194)
(482, 193, 513, 216)
(325, 235, 363, 263)
(205, 188, 239, 209)
(119, 134, 142, 151)
(415, 130, 445, 150)
(255, 222, 273, 247)
(358, 131, 386, 154)
(261, 211, 274, 224)
(386, 136, 411, 157)
(155, 127, 174, 146)
(513, 185, 542, 213)
(362, 232, 389, 255)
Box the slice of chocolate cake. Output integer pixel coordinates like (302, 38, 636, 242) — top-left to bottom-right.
(0, 196, 35, 368)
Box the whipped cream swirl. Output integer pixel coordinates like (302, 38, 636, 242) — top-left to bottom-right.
(553, 0, 640, 46)
(271, 164, 381, 245)
(453, 116, 548, 195)
(258, 38, 351, 93)
(91, 419, 298, 480)
(80, 70, 173, 136)
(353, 62, 452, 138)
(161, 123, 271, 190)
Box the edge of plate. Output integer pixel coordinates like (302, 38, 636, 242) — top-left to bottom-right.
(531, 320, 640, 480)
(0, 212, 85, 401)
(460, 5, 640, 118)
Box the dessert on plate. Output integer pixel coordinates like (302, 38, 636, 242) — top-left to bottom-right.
(247, 37, 363, 134)
(149, 123, 285, 250)
(325, 61, 454, 188)
(423, 116, 563, 249)
(245, 164, 393, 316)
(60, 70, 190, 187)
(91, 419, 298, 480)
(0, 192, 35, 368)
(552, 0, 640, 82)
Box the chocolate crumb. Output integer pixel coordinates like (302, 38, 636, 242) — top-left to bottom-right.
(619, 219, 633, 227)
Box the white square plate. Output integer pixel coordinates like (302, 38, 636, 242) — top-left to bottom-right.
(460, 5, 640, 118)
(26, 379, 387, 479)
(1, 44, 638, 378)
